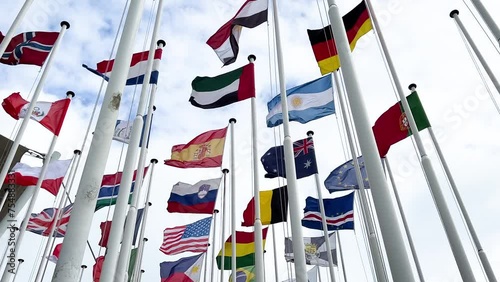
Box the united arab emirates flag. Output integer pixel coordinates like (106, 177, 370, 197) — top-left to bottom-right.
(189, 63, 255, 109)
(372, 92, 431, 157)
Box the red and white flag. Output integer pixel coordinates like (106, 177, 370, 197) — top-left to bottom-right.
(48, 243, 62, 263)
(2, 92, 71, 136)
(5, 159, 72, 196)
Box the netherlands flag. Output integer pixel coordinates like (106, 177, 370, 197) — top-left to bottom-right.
(82, 48, 162, 85)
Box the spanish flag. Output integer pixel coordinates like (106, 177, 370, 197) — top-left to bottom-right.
(241, 186, 288, 226)
(307, 1, 372, 75)
(216, 228, 268, 270)
(164, 127, 227, 168)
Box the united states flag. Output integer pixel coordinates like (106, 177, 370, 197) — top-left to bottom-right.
(159, 216, 212, 255)
(27, 204, 73, 237)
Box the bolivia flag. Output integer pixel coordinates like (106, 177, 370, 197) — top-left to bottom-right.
(241, 186, 288, 226)
(372, 92, 431, 157)
(164, 127, 227, 168)
(216, 228, 268, 270)
(160, 253, 205, 282)
(167, 178, 221, 214)
(307, 1, 372, 75)
(189, 63, 255, 109)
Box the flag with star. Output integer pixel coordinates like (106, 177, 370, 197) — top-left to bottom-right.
(324, 156, 370, 192)
(261, 137, 318, 179)
(160, 253, 205, 282)
(160, 216, 212, 255)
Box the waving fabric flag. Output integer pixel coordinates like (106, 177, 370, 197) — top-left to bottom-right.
(82, 48, 162, 85)
(190, 63, 255, 109)
(48, 243, 62, 263)
(160, 253, 205, 282)
(5, 159, 72, 196)
(99, 208, 143, 247)
(93, 256, 105, 282)
(206, 0, 268, 65)
(2, 92, 71, 136)
(229, 266, 255, 282)
(324, 156, 369, 192)
(261, 137, 318, 179)
(302, 193, 355, 230)
(216, 227, 268, 270)
(242, 186, 288, 226)
(167, 178, 221, 214)
(285, 233, 337, 266)
(165, 127, 227, 168)
(266, 75, 335, 127)
(159, 216, 212, 255)
(0, 31, 59, 66)
(113, 115, 153, 147)
(27, 204, 73, 237)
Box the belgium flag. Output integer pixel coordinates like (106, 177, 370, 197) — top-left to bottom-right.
(307, 1, 372, 75)
(241, 186, 288, 226)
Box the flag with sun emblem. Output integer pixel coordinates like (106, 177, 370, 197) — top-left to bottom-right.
(266, 75, 334, 128)
(160, 253, 205, 282)
(167, 177, 221, 214)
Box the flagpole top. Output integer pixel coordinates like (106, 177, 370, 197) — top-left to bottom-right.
(66, 91, 75, 98)
(150, 159, 158, 164)
(157, 40, 166, 47)
(141, 270, 145, 273)
(18, 259, 24, 263)
(81, 265, 87, 269)
(222, 168, 229, 174)
(307, 131, 314, 137)
(73, 149, 81, 155)
(450, 10, 459, 18)
(148, 202, 152, 206)
(248, 55, 256, 62)
(143, 238, 148, 242)
(60, 21, 70, 29)
(408, 83, 417, 91)
(214, 209, 219, 213)
(153, 105, 157, 111)
(229, 118, 236, 124)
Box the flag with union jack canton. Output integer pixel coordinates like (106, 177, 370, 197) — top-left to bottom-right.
(261, 137, 318, 179)
(0, 31, 59, 66)
(26, 204, 73, 237)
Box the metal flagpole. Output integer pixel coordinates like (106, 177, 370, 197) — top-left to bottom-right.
(450, 10, 500, 95)
(78, 265, 87, 282)
(210, 210, 219, 282)
(0, 0, 35, 56)
(317, 266, 323, 282)
(1, 91, 74, 282)
(228, 117, 238, 282)
(53, 0, 146, 278)
(0, 190, 9, 214)
(35, 149, 81, 282)
(336, 233, 348, 282)
(220, 168, 229, 282)
(271, 1, 308, 280)
(139, 269, 145, 282)
(271, 225, 280, 282)
(332, 71, 387, 281)
(0, 21, 70, 198)
(10, 259, 23, 282)
(326, 1, 415, 281)
(469, 0, 500, 46)
(307, 131, 336, 282)
(132, 237, 148, 282)
(131, 158, 157, 282)
(382, 157, 425, 282)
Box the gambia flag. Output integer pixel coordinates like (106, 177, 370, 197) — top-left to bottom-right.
(372, 92, 431, 157)
(216, 228, 268, 270)
(189, 63, 255, 109)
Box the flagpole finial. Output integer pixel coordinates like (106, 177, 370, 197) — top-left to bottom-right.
(18, 259, 24, 263)
(66, 91, 75, 98)
(153, 105, 157, 111)
(148, 202, 152, 206)
(150, 159, 158, 164)
(157, 40, 166, 47)
(450, 10, 459, 17)
(222, 168, 229, 174)
(307, 130, 314, 137)
(248, 54, 256, 62)
(229, 118, 236, 124)
(214, 209, 219, 213)
(408, 83, 417, 91)
(143, 237, 148, 242)
(60, 21, 70, 29)
(81, 265, 87, 269)
(141, 270, 145, 274)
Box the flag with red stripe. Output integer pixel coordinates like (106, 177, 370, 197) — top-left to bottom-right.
(159, 216, 212, 255)
(302, 192, 354, 230)
(0, 31, 59, 66)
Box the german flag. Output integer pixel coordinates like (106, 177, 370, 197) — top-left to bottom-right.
(307, 1, 372, 75)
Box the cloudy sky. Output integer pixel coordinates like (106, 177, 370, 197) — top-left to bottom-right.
(1, 0, 500, 281)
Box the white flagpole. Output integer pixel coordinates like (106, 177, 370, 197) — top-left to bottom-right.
(307, 132, 336, 282)
(210, 209, 219, 282)
(10, 259, 23, 282)
(271, 225, 280, 282)
(0, 189, 9, 214)
(35, 148, 81, 282)
(78, 265, 87, 282)
(317, 266, 323, 282)
(336, 233, 348, 282)
(450, 10, 500, 95)
(382, 157, 425, 282)
(270, 1, 308, 280)
(469, 0, 500, 46)
(0, 0, 35, 56)
(325, 1, 415, 280)
(0, 21, 70, 198)
(229, 117, 237, 282)
(332, 72, 387, 281)
(131, 159, 157, 282)
(139, 269, 145, 282)
(0, 91, 74, 282)
(220, 168, 229, 282)
(53, 0, 147, 278)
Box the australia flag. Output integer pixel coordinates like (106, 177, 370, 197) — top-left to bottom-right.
(261, 137, 318, 179)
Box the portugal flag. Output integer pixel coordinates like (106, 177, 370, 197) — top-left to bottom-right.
(307, 1, 372, 75)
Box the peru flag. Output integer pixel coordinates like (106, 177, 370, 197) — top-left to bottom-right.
(2, 92, 71, 136)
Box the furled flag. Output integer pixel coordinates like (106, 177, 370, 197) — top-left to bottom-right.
(95, 167, 149, 211)
(216, 227, 269, 270)
(113, 115, 153, 147)
(93, 256, 105, 282)
(261, 137, 318, 179)
(266, 75, 335, 127)
(229, 266, 255, 282)
(2, 92, 71, 136)
(5, 158, 71, 196)
(285, 232, 337, 267)
(281, 267, 318, 282)
(164, 127, 227, 168)
(190, 63, 255, 109)
(159, 216, 212, 255)
(307, 1, 372, 74)
(0, 31, 59, 66)
(160, 253, 205, 282)
(127, 248, 138, 282)
(48, 243, 62, 263)
(83, 48, 162, 85)
(167, 177, 221, 214)
(302, 193, 355, 230)
(242, 186, 288, 226)
(99, 209, 143, 248)
(324, 156, 369, 192)
(372, 91, 430, 157)
(27, 204, 73, 237)
(207, 0, 268, 65)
